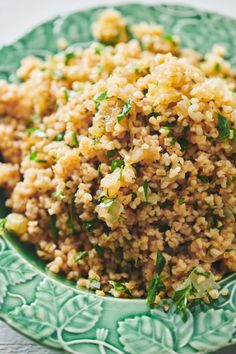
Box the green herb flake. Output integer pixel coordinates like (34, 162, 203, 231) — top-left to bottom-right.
(142, 179, 149, 202)
(178, 197, 185, 205)
(94, 91, 108, 109)
(173, 284, 195, 312)
(232, 128, 236, 142)
(107, 149, 118, 158)
(29, 151, 47, 163)
(193, 269, 211, 278)
(95, 245, 104, 258)
(179, 138, 188, 152)
(147, 276, 166, 307)
(71, 131, 79, 147)
(94, 192, 105, 204)
(26, 127, 47, 138)
(84, 219, 98, 232)
(115, 247, 123, 261)
(67, 196, 76, 234)
(54, 131, 66, 141)
(163, 33, 176, 44)
(198, 175, 210, 183)
(64, 51, 75, 65)
(95, 43, 105, 55)
(112, 281, 131, 296)
(142, 88, 148, 95)
(217, 113, 230, 140)
(90, 279, 101, 289)
(152, 221, 170, 233)
(147, 111, 160, 119)
(93, 137, 100, 145)
(50, 215, 59, 241)
(111, 159, 125, 172)
(117, 98, 133, 123)
(26, 114, 40, 128)
(131, 192, 137, 200)
(214, 62, 221, 72)
(75, 251, 88, 262)
(156, 250, 166, 275)
(165, 121, 177, 127)
(0, 218, 7, 231)
(52, 191, 65, 200)
(160, 199, 172, 209)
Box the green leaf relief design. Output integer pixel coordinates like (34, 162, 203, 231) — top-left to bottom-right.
(185, 309, 235, 352)
(118, 315, 176, 354)
(151, 301, 193, 350)
(58, 294, 103, 336)
(0, 273, 7, 305)
(0, 251, 35, 285)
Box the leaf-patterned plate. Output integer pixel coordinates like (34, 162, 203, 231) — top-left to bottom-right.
(0, 4, 236, 354)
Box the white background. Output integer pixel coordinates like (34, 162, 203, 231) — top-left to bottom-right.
(0, 0, 235, 353)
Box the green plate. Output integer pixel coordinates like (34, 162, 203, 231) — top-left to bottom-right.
(0, 4, 236, 354)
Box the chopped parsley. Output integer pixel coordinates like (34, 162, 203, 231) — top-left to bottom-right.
(165, 120, 177, 127)
(115, 247, 123, 261)
(71, 131, 79, 147)
(29, 151, 47, 163)
(217, 113, 230, 140)
(26, 114, 40, 128)
(54, 131, 66, 141)
(84, 219, 99, 232)
(147, 250, 166, 307)
(193, 269, 211, 278)
(95, 245, 104, 258)
(163, 33, 176, 45)
(112, 281, 131, 296)
(94, 91, 108, 109)
(26, 127, 47, 138)
(156, 250, 166, 274)
(67, 196, 76, 234)
(75, 251, 88, 262)
(152, 221, 170, 233)
(147, 276, 166, 307)
(198, 175, 211, 183)
(160, 199, 172, 209)
(214, 62, 221, 72)
(94, 43, 105, 55)
(142, 88, 148, 95)
(131, 191, 137, 200)
(0, 218, 7, 231)
(173, 284, 195, 312)
(117, 98, 133, 122)
(52, 191, 65, 200)
(107, 149, 118, 158)
(64, 51, 75, 65)
(147, 111, 160, 118)
(142, 179, 149, 202)
(64, 89, 74, 102)
(94, 192, 105, 204)
(178, 138, 188, 152)
(93, 137, 100, 145)
(111, 159, 124, 172)
(178, 197, 185, 205)
(50, 215, 59, 241)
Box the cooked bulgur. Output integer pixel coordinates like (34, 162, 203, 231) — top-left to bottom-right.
(0, 9, 235, 306)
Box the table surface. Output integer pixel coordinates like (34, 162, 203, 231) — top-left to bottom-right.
(0, 0, 236, 353)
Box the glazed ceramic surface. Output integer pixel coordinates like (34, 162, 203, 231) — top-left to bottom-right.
(0, 4, 236, 354)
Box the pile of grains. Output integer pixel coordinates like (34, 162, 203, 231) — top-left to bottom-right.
(0, 9, 235, 307)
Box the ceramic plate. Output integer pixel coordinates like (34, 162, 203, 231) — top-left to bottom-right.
(0, 4, 236, 354)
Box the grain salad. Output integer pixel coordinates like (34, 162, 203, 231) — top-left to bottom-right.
(0, 9, 235, 308)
